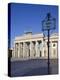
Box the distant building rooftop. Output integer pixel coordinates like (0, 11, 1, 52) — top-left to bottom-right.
(24, 31, 32, 35)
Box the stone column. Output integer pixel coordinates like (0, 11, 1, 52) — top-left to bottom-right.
(49, 41, 52, 59)
(43, 41, 47, 59)
(30, 41, 36, 58)
(12, 42, 15, 58)
(41, 40, 44, 57)
(20, 43, 23, 58)
(25, 42, 30, 58)
(35, 41, 40, 58)
(25, 43, 28, 58)
(15, 43, 18, 58)
(14, 43, 16, 58)
(30, 42, 33, 58)
(56, 42, 58, 59)
(23, 42, 26, 58)
(18, 43, 21, 58)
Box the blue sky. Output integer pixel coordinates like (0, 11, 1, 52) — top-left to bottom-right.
(10, 3, 58, 48)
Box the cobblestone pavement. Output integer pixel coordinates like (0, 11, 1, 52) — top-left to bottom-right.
(10, 59, 58, 77)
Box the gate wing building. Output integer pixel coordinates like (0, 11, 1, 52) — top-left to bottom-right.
(12, 32, 58, 60)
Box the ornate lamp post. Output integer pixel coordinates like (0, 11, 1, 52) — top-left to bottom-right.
(42, 13, 56, 74)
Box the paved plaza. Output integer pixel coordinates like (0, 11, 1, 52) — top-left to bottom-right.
(10, 59, 58, 77)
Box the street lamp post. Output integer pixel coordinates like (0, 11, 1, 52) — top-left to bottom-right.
(42, 13, 56, 74)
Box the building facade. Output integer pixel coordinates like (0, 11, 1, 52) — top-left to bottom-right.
(12, 32, 58, 59)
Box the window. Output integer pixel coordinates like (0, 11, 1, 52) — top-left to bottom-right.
(53, 44, 55, 47)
